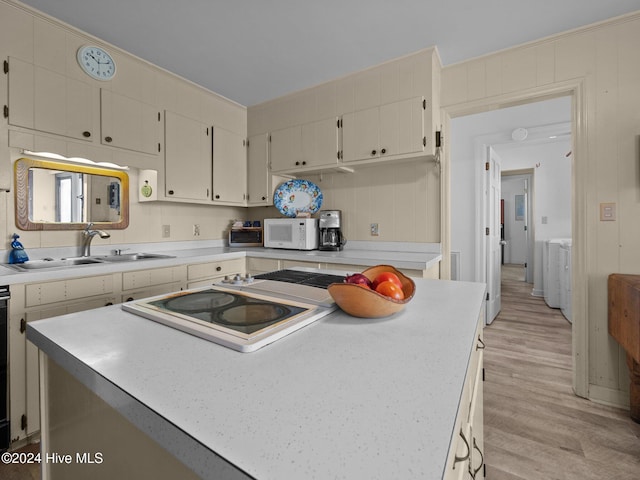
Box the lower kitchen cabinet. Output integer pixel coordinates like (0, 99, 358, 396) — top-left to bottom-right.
(281, 260, 321, 270)
(122, 265, 187, 292)
(246, 257, 280, 275)
(10, 278, 119, 443)
(120, 265, 186, 302)
(9, 265, 188, 445)
(187, 258, 245, 288)
(443, 315, 485, 480)
(322, 261, 438, 279)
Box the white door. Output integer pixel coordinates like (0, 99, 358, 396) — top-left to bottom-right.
(486, 146, 502, 324)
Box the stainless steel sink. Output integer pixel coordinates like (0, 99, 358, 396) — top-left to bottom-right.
(5, 253, 175, 271)
(99, 253, 175, 262)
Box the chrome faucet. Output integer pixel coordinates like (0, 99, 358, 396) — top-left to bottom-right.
(81, 223, 110, 257)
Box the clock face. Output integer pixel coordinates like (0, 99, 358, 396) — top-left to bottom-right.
(77, 46, 116, 81)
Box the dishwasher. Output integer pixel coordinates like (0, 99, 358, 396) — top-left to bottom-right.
(0, 285, 9, 452)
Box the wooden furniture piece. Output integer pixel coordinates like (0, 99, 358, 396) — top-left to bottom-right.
(608, 273, 640, 422)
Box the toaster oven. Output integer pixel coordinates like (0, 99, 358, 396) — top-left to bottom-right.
(228, 228, 263, 247)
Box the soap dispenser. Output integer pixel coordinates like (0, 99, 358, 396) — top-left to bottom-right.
(9, 233, 29, 264)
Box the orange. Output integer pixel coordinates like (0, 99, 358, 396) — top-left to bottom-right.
(375, 280, 405, 300)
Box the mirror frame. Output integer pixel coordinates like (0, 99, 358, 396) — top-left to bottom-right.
(14, 157, 129, 231)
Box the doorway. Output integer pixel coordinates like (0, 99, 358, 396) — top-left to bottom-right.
(501, 170, 534, 285)
(449, 96, 573, 332)
(447, 89, 583, 391)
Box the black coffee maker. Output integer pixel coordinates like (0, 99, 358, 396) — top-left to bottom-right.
(318, 210, 345, 251)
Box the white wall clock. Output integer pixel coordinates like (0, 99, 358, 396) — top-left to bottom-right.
(77, 45, 116, 81)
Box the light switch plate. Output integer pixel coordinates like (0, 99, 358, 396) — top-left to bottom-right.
(600, 203, 616, 221)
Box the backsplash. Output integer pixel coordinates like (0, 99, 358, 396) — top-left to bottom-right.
(250, 160, 440, 243)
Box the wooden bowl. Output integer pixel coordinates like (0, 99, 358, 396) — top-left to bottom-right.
(327, 265, 416, 318)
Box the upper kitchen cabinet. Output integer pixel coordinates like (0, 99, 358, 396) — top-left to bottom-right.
(247, 47, 441, 173)
(164, 110, 211, 201)
(212, 126, 246, 205)
(247, 133, 288, 206)
(269, 117, 339, 174)
(247, 133, 270, 205)
(100, 90, 161, 156)
(7, 57, 94, 141)
(342, 96, 425, 163)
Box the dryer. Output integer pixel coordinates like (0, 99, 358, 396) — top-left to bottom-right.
(544, 238, 570, 309)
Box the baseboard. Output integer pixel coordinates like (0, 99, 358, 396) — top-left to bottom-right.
(588, 383, 629, 410)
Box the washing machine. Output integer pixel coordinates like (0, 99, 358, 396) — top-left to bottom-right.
(544, 239, 569, 309)
(559, 239, 572, 323)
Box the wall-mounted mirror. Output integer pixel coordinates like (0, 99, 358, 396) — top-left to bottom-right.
(15, 157, 129, 230)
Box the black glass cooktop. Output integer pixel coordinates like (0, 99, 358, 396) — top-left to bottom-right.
(146, 289, 308, 335)
(254, 270, 345, 289)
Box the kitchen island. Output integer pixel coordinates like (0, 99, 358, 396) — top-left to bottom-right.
(27, 276, 485, 480)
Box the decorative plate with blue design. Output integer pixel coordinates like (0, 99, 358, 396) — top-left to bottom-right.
(273, 179, 323, 217)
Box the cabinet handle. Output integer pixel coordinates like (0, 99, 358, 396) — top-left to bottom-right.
(215, 194, 220, 199)
(216, 266, 222, 272)
(469, 437, 484, 479)
(168, 190, 174, 195)
(104, 136, 113, 143)
(371, 150, 377, 156)
(302, 161, 306, 165)
(261, 196, 266, 201)
(295, 161, 300, 166)
(453, 428, 470, 468)
(83, 131, 91, 138)
(476, 337, 485, 350)
(20, 318, 26, 334)
(381, 148, 386, 154)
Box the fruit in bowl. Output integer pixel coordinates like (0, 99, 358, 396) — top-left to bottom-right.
(327, 265, 415, 318)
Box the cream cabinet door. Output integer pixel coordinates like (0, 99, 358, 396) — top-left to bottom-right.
(7, 57, 93, 141)
(247, 133, 270, 205)
(100, 89, 161, 155)
(342, 106, 380, 163)
(212, 126, 246, 204)
(270, 125, 302, 172)
(379, 97, 424, 158)
(301, 117, 339, 168)
(164, 110, 211, 201)
(342, 97, 425, 163)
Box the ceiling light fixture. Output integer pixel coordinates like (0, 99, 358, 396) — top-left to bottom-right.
(511, 127, 528, 142)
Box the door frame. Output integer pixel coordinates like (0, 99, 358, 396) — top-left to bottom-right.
(441, 78, 588, 398)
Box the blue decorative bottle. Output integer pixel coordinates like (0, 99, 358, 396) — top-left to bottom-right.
(9, 233, 29, 264)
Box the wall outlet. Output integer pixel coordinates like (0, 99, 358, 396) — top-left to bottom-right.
(162, 225, 171, 238)
(370, 223, 379, 236)
(193, 224, 200, 236)
(600, 202, 616, 221)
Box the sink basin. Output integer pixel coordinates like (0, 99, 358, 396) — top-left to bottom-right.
(6, 257, 105, 271)
(99, 253, 176, 262)
(5, 253, 175, 271)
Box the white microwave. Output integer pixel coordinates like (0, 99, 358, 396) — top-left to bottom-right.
(263, 218, 319, 250)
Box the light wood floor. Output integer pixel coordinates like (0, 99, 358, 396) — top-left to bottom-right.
(484, 264, 640, 479)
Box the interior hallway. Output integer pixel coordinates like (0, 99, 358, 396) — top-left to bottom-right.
(483, 264, 640, 479)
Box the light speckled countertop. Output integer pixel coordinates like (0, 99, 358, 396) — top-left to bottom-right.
(0, 241, 441, 284)
(27, 276, 485, 480)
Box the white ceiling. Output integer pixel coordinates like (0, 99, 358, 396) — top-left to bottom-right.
(18, 0, 640, 106)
